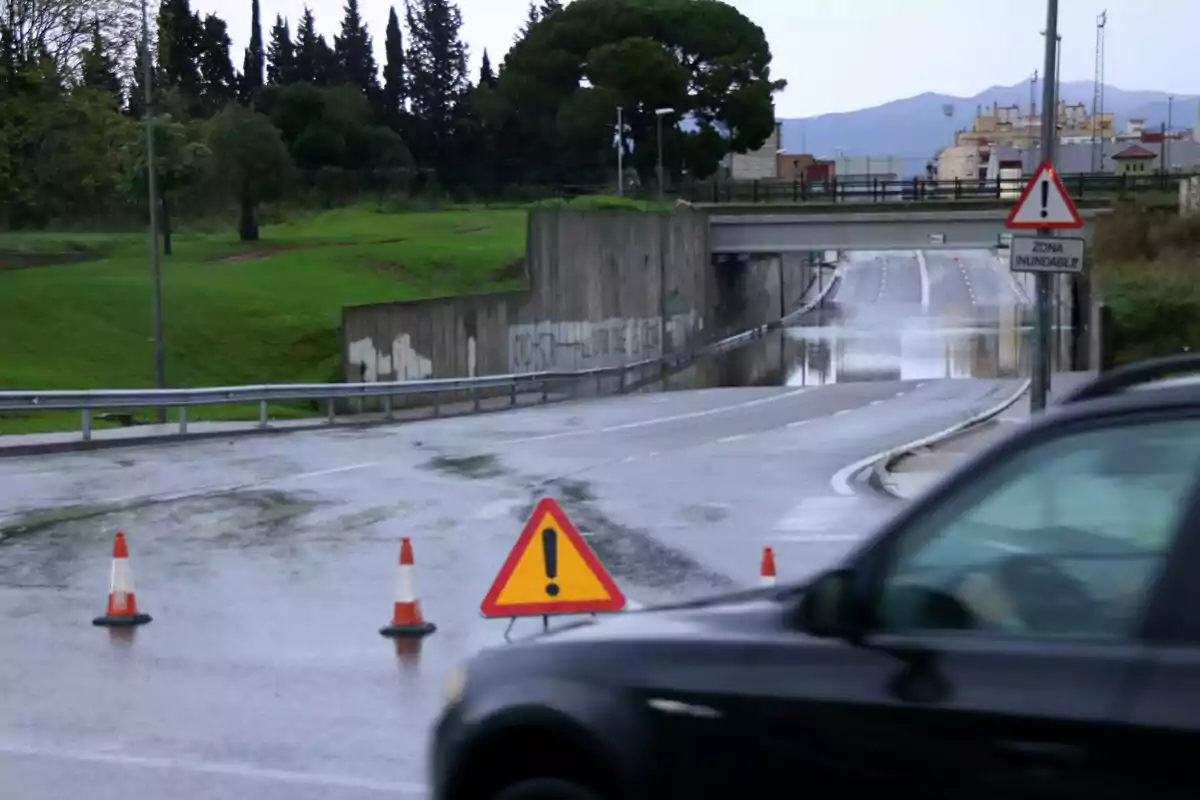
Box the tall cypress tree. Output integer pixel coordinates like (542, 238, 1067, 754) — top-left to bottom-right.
(199, 13, 237, 114)
(334, 0, 377, 94)
(517, 0, 540, 41)
(240, 0, 264, 101)
(404, 0, 468, 168)
(294, 7, 323, 84)
(265, 15, 296, 86)
(156, 0, 204, 105)
(478, 48, 495, 88)
(80, 20, 123, 105)
(128, 32, 156, 117)
(382, 6, 406, 121)
(538, 0, 563, 17)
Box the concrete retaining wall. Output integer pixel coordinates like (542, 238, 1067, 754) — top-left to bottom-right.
(341, 209, 716, 393)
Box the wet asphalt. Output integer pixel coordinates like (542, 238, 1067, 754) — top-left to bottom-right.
(0, 249, 1028, 799)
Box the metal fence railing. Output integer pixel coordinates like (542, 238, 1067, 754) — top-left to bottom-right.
(685, 171, 1195, 205)
(0, 270, 842, 444)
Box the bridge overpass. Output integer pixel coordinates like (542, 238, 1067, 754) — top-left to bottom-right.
(705, 206, 1109, 254)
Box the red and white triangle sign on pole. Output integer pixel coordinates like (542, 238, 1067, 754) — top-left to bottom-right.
(1005, 160, 1084, 230)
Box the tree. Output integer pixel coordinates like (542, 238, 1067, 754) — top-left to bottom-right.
(517, 0, 541, 41)
(265, 15, 296, 86)
(155, 0, 204, 113)
(80, 21, 122, 106)
(539, 0, 563, 17)
(294, 6, 324, 84)
(128, 32, 156, 118)
(404, 0, 468, 172)
(500, 0, 787, 186)
(381, 6, 405, 122)
(334, 0, 377, 95)
(0, 0, 141, 80)
(119, 113, 210, 254)
(198, 14, 237, 115)
(478, 48, 495, 88)
(240, 0, 265, 102)
(207, 104, 290, 241)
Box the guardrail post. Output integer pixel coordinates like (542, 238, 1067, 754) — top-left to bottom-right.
(792, 180, 798, 202)
(327, 399, 335, 424)
(540, 382, 549, 404)
(178, 407, 188, 435)
(355, 396, 364, 415)
(954, 177, 961, 199)
(81, 409, 92, 442)
(1077, 174, 1085, 199)
(259, 400, 269, 428)
(432, 393, 440, 417)
(383, 395, 393, 421)
(472, 389, 481, 412)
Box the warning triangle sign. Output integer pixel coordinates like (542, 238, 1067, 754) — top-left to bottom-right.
(480, 498, 626, 618)
(1006, 161, 1084, 230)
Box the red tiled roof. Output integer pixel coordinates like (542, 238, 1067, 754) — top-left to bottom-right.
(1112, 144, 1157, 160)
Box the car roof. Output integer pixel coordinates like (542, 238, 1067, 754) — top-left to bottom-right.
(1044, 356, 1200, 422)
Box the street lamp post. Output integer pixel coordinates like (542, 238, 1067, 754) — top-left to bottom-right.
(655, 107, 674, 203)
(141, 0, 165, 420)
(616, 106, 624, 197)
(1031, 0, 1060, 412)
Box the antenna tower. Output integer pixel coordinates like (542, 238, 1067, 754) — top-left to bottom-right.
(1091, 10, 1107, 172)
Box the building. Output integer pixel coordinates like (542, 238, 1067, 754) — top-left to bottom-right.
(954, 100, 1116, 151)
(728, 121, 782, 180)
(776, 152, 835, 182)
(1111, 144, 1158, 175)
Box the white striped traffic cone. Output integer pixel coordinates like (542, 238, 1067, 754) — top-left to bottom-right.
(760, 546, 777, 588)
(380, 538, 436, 638)
(93, 532, 152, 627)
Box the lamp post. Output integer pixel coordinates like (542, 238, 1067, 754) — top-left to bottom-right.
(141, 0, 165, 420)
(1031, 0, 1060, 412)
(655, 107, 675, 203)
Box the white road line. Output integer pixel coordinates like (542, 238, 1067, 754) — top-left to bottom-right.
(787, 419, 810, 428)
(915, 250, 930, 310)
(496, 388, 810, 445)
(895, 391, 906, 397)
(774, 534, 864, 544)
(718, 434, 748, 444)
(870, 399, 885, 406)
(0, 743, 427, 795)
(835, 409, 852, 416)
(916, 383, 926, 389)
(288, 463, 377, 481)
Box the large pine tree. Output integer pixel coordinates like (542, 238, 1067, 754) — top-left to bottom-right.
(265, 15, 296, 86)
(155, 0, 204, 106)
(198, 14, 237, 114)
(334, 0, 377, 94)
(294, 6, 326, 84)
(241, 0, 265, 101)
(478, 48, 495, 88)
(381, 6, 406, 122)
(404, 0, 468, 169)
(80, 20, 123, 106)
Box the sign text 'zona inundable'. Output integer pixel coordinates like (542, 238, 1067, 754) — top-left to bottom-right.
(1009, 236, 1085, 274)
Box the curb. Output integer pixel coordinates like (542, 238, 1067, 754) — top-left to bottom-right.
(831, 377, 1031, 500)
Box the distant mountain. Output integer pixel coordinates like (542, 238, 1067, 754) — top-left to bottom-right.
(780, 81, 1199, 175)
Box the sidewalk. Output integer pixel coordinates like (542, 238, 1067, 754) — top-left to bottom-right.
(883, 371, 1096, 500)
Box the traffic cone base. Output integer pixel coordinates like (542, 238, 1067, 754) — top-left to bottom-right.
(93, 611, 153, 627)
(380, 620, 437, 638)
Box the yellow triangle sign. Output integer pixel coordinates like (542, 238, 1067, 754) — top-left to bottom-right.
(480, 498, 626, 617)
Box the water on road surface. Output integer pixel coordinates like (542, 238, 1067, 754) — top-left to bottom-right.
(0, 249, 1034, 799)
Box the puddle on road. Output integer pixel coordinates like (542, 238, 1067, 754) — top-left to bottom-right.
(422, 453, 506, 480)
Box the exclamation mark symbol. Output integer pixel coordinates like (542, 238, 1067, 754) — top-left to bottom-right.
(542, 528, 559, 596)
(1040, 180, 1050, 218)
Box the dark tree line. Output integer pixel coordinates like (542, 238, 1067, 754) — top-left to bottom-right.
(1, 0, 786, 237)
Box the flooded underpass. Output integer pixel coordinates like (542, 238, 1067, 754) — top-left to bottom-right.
(710, 248, 1079, 389)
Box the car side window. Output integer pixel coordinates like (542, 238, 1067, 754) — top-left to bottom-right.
(875, 417, 1200, 640)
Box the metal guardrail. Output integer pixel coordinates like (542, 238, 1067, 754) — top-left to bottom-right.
(687, 171, 1195, 205)
(0, 269, 841, 444)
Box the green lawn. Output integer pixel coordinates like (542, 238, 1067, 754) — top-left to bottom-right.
(0, 205, 529, 433)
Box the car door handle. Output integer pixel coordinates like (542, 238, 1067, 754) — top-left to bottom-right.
(999, 740, 1086, 763)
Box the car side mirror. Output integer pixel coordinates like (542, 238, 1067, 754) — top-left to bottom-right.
(795, 568, 861, 640)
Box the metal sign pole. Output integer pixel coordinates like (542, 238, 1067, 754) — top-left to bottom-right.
(1032, 0, 1060, 412)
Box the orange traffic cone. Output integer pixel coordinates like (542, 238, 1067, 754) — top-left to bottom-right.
(380, 538, 436, 638)
(760, 546, 777, 588)
(93, 532, 152, 627)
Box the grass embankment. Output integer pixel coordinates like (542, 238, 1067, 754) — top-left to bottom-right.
(1092, 202, 1200, 363)
(0, 205, 533, 433)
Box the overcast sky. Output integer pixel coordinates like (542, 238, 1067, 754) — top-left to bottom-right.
(196, 0, 1200, 118)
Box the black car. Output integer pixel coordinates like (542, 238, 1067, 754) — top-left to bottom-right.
(432, 356, 1200, 800)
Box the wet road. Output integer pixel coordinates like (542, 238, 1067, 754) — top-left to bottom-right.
(0, 250, 1028, 799)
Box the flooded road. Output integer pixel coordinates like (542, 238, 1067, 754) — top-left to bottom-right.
(0, 249, 1038, 799)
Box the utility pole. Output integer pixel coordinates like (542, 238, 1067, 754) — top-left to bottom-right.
(616, 106, 624, 197)
(1031, 0, 1059, 412)
(1090, 11, 1107, 173)
(1167, 96, 1174, 171)
(141, 0, 165, 421)
(655, 108, 674, 203)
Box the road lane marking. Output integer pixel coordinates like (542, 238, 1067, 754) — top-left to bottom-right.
(0, 743, 427, 795)
(774, 534, 864, 544)
(496, 388, 810, 445)
(288, 463, 377, 481)
(895, 391, 906, 397)
(835, 409, 852, 416)
(915, 250, 930, 310)
(870, 399, 885, 406)
(775, 497, 863, 533)
(718, 434, 748, 444)
(787, 419, 810, 428)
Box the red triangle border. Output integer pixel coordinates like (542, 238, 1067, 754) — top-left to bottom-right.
(1005, 160, 1084, 230)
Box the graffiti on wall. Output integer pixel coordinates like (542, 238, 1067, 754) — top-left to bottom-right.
(508, 313, 701, 373)
(347, 334, 433, 382)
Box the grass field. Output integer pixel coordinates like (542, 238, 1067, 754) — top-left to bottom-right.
(0, 205, 531, 433)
